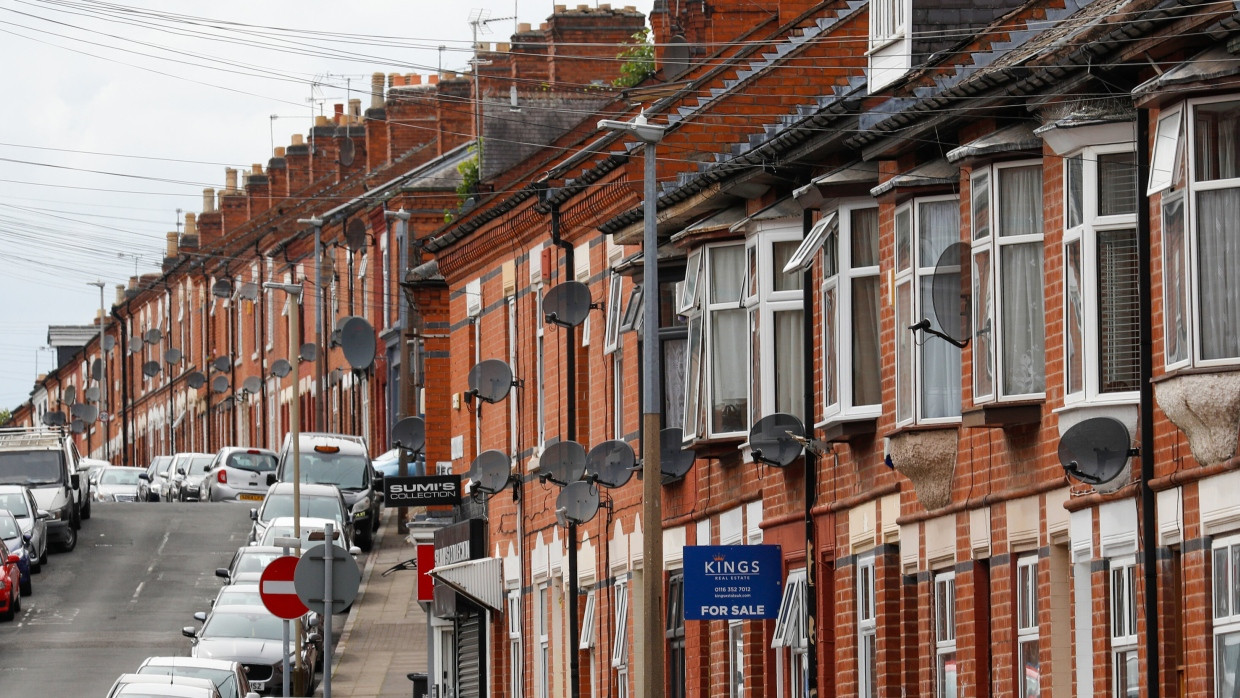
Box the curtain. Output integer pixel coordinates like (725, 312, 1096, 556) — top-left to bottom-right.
(1197, 188, 1240, 359)
(1163, 198, 1189, 364)
(775, 310, 804, 415)
(1065, 240, 1084, 395)
(920, 200, 962, 418)
(1000, 166, 1046, 395)
(852, 276, 881, 406)
(711, 308, 748, 433)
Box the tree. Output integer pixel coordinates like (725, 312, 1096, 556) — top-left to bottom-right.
(0, 409, 11, 427)
(613, 28, 655, 88)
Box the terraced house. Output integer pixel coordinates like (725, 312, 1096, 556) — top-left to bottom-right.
(14, 0, 1240, 696)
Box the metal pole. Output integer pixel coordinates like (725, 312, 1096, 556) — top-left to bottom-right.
(282, 541, 292, 698)
(323, 522, 335, 698)
(91, 281, 109, 461)
(800, 209, 819, 698)
(1136, 109, 1160, 698)
(299, 217, 327, 431)
(639, 137, 664, 698)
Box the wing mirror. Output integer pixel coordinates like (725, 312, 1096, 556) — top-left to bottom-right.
(193, 611, 208, 622)
(177, 468, 186, 476)
(215, 568, 230, 580)
(138, 473, 150, 481)
(36, 509, 50, 520)
(266, 473, 277, 487)
(70, 473, 80, 489)
(6, 554, 17, 564)
(306, 632, 323, 645)
(249, 508, 259, 521)
(181, 626, 198, 639)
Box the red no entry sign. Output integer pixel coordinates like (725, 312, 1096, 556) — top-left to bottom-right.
(260, 555, 309, 620)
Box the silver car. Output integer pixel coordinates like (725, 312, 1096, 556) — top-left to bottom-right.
(214, 546, 285, 586)
(92, 466, 142, 502)
(247, 482, 352, 548)
(134, 655, 260, 698)
(202, 448, 278, 504)
(169, 453, 215, 502)
(0, 485, 46, 572)
(182, 605, 318, 696)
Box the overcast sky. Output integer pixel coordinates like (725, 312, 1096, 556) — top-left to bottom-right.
(0, 0, 653, 412)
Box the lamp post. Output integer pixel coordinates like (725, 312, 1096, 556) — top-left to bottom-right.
(598, 111, 665, 698)
(263, 280, 307, 695)
(88, 280, 108, 461)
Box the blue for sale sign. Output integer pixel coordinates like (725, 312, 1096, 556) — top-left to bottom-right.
(683, 544, 782, 620)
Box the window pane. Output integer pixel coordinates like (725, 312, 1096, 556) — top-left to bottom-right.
(1194, 100, 1240, 182)
(1020, 639, 1040, 698)
(711, 246, 745, 304)
(823, 232, 839, 278)
(852, 208, 880, 267)
(1066, 156, 1083, 229)
(711, 308, 748, 433)
(663, 337, 687, 430)
(852, 276, 882, 406)
(1233, 544, 1240, 617)
(922, 275, 962, 418)
(773, 241, 803, 292)
(896, 207, 912, 272)
(1195, 188, 1240, 360)
(1217, 631, 1240, 697)
(864, 633, 877, 698)
(973, 248, 995, 399)
(750, 311, 762, 427)
(920, 200, 959, 266)
(683, 317, 703, 439)
(896, 282, 913, 422)
(1217, 547, 1231, 618)
(775, 310, 804, 415)
(937, 652, 957, 698)
(1116, 650, 1139, 698)
(824, 282, 839, 409)
(1097, 229, 1140, 393)
(1000, 242, 1046, 394)
(974, 170, 992, 240)
(1065, 239, 1084, 395)
(1099, 152, 1137, 216)
(1162, 197, 1189, 365)
(999, 165, 1043, 237)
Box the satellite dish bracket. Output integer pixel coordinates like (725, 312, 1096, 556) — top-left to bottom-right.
(909, 319, 969, 349)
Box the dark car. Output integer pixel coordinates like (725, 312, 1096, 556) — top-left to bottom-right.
(170, 453, 216, 502)
(137, 455, 174, 502)
(273, 433, 380, 551)
(183, 605, 318, 696)
(0, 484, 47, 572)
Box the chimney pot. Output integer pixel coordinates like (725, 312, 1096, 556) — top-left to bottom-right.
(184, 212, 197, 236)
(371, 72, 385, 109)
(428, 74, 439, 85)
(477, 41, 490, 52)
(441, 71, 456, 81)
(410, 74, 421, 85)
(497, 42, 510, 52)
(314, 115, 330, 127)
(577, 4, 588, 10)
(224, 168, 238, 193)
(165, 232, 179, 258)
(600, 2, 611, 8)
(348, 98, 361, 119)
(251, 163, 263, 175)
(555, 4, 566, 13)
(623, 4, 635, 9)
(291, 134, 304, 146)
(274, 146, 286, 158)
(114, 284, 125, 306)
(202, 188, 216, 213)
(517, 22, 532, 32)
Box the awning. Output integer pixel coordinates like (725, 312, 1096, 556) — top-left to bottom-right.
(793, 161, 879, 208)
(670, 206, 746, 242)
(1132, 46, 1240, 101)
(945, 123, 1041, 163)
(783, 210, 838, 274)
(429, 557, 503, 612)
(869, 159, 959, 197)
(729, 196, 802, 232)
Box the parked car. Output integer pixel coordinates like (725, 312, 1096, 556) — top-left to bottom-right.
(111, 682, 220, 698)
(214, 546, 285, 586)
(256, 516, 357, 554)
(201, 448, 278, 504)
(371, 448, 426, 478)
(207, 585, 322, 664)
(106, 673, 222, 698)
(0, 426, 84, 552)
(0, 484, 47, 572)
(80, 457, 109, 487)
(168, 453, 215, 502)
(273, 433, 380, 551)
(247, 482, 353, 549)
(138, 455, 175, 503)
(183, 605, 318, 696)
(0, 510, 31, 596)
(93, 466, 143, 502)
(133, 656, 260, 698)
(0, 536, 21, 620)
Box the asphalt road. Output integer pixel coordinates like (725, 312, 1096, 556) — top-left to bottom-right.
(0, 501, 254, 696)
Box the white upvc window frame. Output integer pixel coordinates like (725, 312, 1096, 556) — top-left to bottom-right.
(1214, 535, 1240, 697)
(1110, 557, 1138, 698)
(822, 201, 882, 422)
(728, 619, 745, 698)
(894, 195, 963, 426)
(580, 589, 596, 650)
(537, 582, 550, 698)
(772, 568, 808, 698)
(868, 0, 906, 50)
(611, 579, 629, 668)
(535, 282, 546, 448)
(682, 242, 749, 440)
(934, 570, 958, 698)
(604, 272, 623, 355)
(1063, 145, 1141, 405)
(970, 159, 1046, 403)
(744, 222, 805, 424)
(857, 555, 877, 698)
(381, 234, 391, 329)
(1016, 555, 1040, 698)
(508, 589, 523, 698)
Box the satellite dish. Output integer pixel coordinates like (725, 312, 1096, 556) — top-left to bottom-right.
(129, 336, 143, 353)
(164, 348, 183, 364)
(212, 278, 233, 299)
(84, 386, 100, 404)
(142, 361, 161, 378)
(543, 281, 592, 328)
(345, 218, 366, 252)
(243, 376, 262, 395)
(470, 450, 512, 495)
(391, 417, 426, 453)
(1058, 417, 1134, 488)
(236, 282, 260, 302)
(91, 358, 103, 381)
(585, 440, 636, 488)
(186, 371, 206, 389)
(41, 411, 66, 427)
(339, 138, 356, 167)
(102, 335, 115, 352)
(212, 355, 231, 373)
(299, 343, 318, 363)
(70, 419, 85, 434)
(467, 359, 514, 404)
(557, 480, 600, 525)
(340, 316, 376, 371)
(71, 403, 97, 422)
(749, 413, 806, 467)
(211, 375, 230, 394)
(270, 359, 292, 378)
(62, 385, 76, 405)
(540, 440, 587, 487)
(913, 241, 972, 348)
(144, 328, 163, 345)
(660, 427, 696, 482)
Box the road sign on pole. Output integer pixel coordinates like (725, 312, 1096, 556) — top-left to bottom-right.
(260, 556, 309, 620)
(294, 542, 361, 615)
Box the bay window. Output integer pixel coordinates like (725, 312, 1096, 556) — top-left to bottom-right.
(682, 244, 749, 439)
(971, 162, 1045, 402)
(895, 196, 962, 424)
(1214, 536, 1240, 696)
(823, 203, 882, 420)
(1063, 147, 1140, 403)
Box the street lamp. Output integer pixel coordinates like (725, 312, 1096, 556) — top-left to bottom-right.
(88, 280, 108, 461)
(597, 111, 665, 698)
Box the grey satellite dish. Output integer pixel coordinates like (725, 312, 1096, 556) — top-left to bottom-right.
(299, 343, 318, 363)
(585, 440, 636, 488)
(142, 361, 161, 378)
(102, 335, 115, 352)
(912, 241, 971, 349)
(271, 359, 292, 378)
(543, 281, 592, 328)
(340, 316, 376, 371)
(63, 385, 76, 405)
(91, 358, 103, 381)
(84, 386, 100, 404)
(557, 480, 600, 525)
(243, 376, 262, 395)
(237, 282, 260, 302)
(41, 411, 66, 427)
(339, 138, 356, 167)
(391, 417, 426, 453)
(1058, 417, 1135, 488)
(164, 348, 183, 365)
(749, 413, 806, 468)
(129, 336, 143, 353)
(345, 218, 366, 252)
(660, 427, 696, 482)
(71, 402, 95, 421)
(212, 355, 231, 373)
(211, 375, 230, 394)
(540, 440, 586, 487)
(70, 419, 85, 435)
(470, 450, 512, 495)
(186, 371, 206, 389)
(467, 359, 514, 404)
(221, 396, 234, 410)
(212, 278, 233, 299)
(144, 328, 163, 345)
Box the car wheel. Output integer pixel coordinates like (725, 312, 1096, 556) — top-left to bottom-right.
(39, 545, 48, 565)
(355, 526, 373, 553)
(81, 497, 91, 520)
(57, 525, 77, 553)
(20, 575, 31, 597)
(30, 558, 39, 574)
(372, 510, 381, 532)
(12, 588, 20, 614)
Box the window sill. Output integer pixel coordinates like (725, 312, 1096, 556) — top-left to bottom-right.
(815, 414, 879, 443)
(687, 435, 746, 462)
(962, 399, 1043, 428)
(1152, 362, 1240, 384)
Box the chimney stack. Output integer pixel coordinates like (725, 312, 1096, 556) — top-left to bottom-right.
(371, 72, 385, 109)
(202, 188, 216, 213)
(114, 284, 125, 307)
(166, 232, 179, 257)
(348, 99, 361, 123)
(184, 212, 197, 236)
(224, 168, 239, 194)
(274, 146, 286, 157)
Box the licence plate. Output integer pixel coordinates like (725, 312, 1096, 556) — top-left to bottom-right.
(238, 493, 264, 501)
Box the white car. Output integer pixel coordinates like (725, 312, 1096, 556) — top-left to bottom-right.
(256, 516, 357, 554)
(106, 672, 223, 698)
(133, 656, 260, 698)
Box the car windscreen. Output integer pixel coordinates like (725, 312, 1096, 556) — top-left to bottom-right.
(201, 611, 284, 641)
(187, 456, 215, 476)
(225, 451, 277, 473)
(136, 668, 238, 698)
(100, 468, 142, 486)
(234, 550, 282, 575)
(0, 492, 30, 517)
(158, 458, 177, 476)
(215, 589, 263, 606)
(0, 515, 19, 539)
(0, 451, 63, 486)
(296, 451, 369, 490)
(260, 495, 344, 523)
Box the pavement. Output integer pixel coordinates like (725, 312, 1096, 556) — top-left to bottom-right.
(314, 509, 427, 697)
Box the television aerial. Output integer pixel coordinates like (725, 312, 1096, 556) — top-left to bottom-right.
(469, 450, 514, 498)
(211, 375, 230, 394)
(909, 241, 972, 348)
(142, 361, 161, 378)
(186, 371, 206, 389)
(556, 480, 601, 526)
(164, 348, 183, 365)
(660, 427, 696, 482)
(270, 359, 292, 379)
(212, 356, 231, 373)
(340, 316, 376, 371)
(144, 328, 163, 345)
(391, 417, 426, 453)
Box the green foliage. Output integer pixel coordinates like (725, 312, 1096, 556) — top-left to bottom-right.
(613, 28, 655, 88)
(456, 144, 480, 203)
(0, 409, 10, 427)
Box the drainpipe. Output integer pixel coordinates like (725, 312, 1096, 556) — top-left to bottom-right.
(800, 206, 820, 698)
(1136, 109, 1160, 698)
(113, 305, 131, 466)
